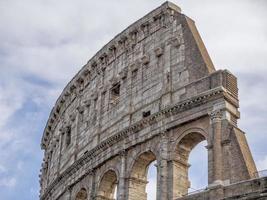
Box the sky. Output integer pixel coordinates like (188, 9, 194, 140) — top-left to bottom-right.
(0, 0, 267, 199)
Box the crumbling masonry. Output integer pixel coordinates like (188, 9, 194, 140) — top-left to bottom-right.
(40, 2, 267, 200)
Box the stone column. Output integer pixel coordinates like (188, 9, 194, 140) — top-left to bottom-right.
(169, 159, 191, 199)
(128, 178, 148, 200)
(157, 131, 169, 200)
(159, 41, 172, 109)
(66, 186, 72, 200)
(210, 110, 223, 185)
(89, 170, 96, 200)
(118, 150, 127, 200)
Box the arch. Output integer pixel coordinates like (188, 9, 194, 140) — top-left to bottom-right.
(172, 128, 208, 198)
(128, 151, 157, 200)
(172, 127, 208, 152)
(96, 169, 118, 200)
(75, 188, 88, 200)
(126, 140, 161, 176)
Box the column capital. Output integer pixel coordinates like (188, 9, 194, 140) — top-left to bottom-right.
(159, 129, 169, 139)
(210, 110, 223, 122)
(118, 149, 127, 157)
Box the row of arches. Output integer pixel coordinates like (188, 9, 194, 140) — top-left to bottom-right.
(74, 131, 208, 200)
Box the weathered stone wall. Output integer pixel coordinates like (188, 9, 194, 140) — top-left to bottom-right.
(39, 2, 261, 200)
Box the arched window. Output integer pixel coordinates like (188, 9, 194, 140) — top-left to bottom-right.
(128, 151, 157, 200)
(75, 188, 87, 200)
(97, 170, 118, 200)
(173, 132, 207, 198)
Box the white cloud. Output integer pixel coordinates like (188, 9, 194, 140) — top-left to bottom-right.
(257, 156, 267, 171)
(0, 82, 25, 128)
(0, 177, 17, 188)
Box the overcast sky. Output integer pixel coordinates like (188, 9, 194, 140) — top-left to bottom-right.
(0, 0, 266, 199)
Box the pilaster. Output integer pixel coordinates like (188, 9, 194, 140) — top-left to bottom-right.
(118, 150, 127, 200)
(157, 131, 169, 200)
(209, 109, 223, 185)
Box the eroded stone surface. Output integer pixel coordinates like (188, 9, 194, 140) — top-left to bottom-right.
(40, 2, 265, 200)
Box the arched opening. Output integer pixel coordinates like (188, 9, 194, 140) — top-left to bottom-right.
(97, 170, 118, 200)
(75, 188, 87, 200)
(128, 151, 157, 200)
(188, 140, 208, 193)
(173, 132, 207, 198)
(146, 160, 157, 200)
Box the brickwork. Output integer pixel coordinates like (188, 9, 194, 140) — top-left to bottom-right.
(40, 2, 264, 200)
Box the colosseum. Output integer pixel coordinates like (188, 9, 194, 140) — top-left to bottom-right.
(40, 2, 267, 200)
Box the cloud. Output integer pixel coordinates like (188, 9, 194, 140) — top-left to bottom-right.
(257, 156, 267, 171)
(0, 177, 17, 188)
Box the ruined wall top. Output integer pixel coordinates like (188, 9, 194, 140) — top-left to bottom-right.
(41, 1, 216, 149)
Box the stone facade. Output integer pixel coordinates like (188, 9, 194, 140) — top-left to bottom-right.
(40, 2, 266, 200)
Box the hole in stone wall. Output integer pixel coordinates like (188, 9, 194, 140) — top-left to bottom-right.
(143, 111, 151, 118)
(111, 83, 120, 96)
(110, 83, 120, 105)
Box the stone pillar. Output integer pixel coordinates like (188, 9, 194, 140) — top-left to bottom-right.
(118, 150, 127, 200)
(128, 178, 148, 200)
(89, 170, 96, 200)
(74, 103, 84, 161)
(157, 131, 169, 200)
(168, 154, 191, 198)
(66, 187, 72, 200)
(210, 110, 223, 185)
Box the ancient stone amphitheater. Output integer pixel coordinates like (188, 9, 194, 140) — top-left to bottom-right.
(40, 2, 267, 200)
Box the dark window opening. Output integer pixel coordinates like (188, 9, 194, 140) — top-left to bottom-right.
(110, 83, 120, 105)
(66, 127, 71, 147)
(143, 110, 151, 118)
